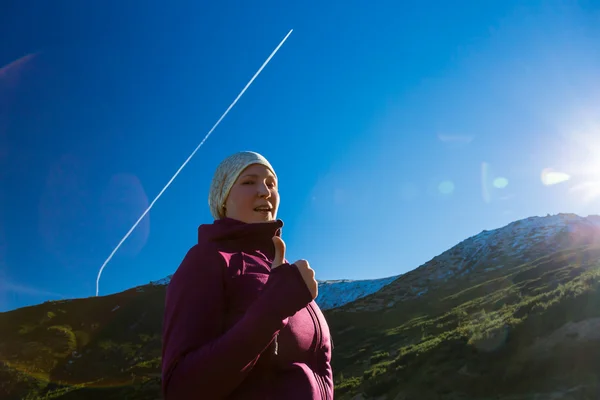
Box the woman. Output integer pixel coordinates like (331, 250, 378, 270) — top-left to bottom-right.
(161, 151, 334, 399)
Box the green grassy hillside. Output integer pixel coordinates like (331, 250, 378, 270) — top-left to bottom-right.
(331, 245, 600, 399)
(0, 283, 165, 400)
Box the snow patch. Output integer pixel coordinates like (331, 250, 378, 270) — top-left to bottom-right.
(150, 275, 172, 286)
(315, 275, 399, 310)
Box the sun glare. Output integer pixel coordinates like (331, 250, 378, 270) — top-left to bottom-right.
(549, 115, 600, 204)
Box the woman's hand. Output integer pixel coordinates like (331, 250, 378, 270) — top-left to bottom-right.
(271, 236, 318, 300)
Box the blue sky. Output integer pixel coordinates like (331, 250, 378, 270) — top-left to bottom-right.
(2, 1, 600, 312)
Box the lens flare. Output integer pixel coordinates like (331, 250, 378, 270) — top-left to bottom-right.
(493, 177, 509, 189)
(438, 180, 455, 195)
(541, 168, 571, 186)
(481, 162, 491, 203)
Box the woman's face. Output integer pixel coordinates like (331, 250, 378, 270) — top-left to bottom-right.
(224, 164, 279, 223)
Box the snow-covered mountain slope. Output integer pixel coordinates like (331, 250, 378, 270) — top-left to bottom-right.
(146, 273, 399, 310)
(423, 213, 600, 282)
(316, 276, 400, 310)
(342, 213, 600, 312)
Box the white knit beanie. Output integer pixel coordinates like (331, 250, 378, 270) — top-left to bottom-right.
(208, 151, 277, 220)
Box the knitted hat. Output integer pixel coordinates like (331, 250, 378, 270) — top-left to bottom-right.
(208, 151, 277, 220)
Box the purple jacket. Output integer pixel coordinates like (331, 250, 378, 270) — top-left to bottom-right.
(161, 218, 334, 399)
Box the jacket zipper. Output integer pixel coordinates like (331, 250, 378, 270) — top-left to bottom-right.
(308, 303, 328, 400)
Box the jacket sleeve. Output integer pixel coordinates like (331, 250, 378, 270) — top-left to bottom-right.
(161, 245, 313, 399)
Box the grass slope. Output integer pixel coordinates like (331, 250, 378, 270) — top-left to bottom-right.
(1, 245, 599, 399)
(0, 284, 165, 400)
(330, 245, 600, 399)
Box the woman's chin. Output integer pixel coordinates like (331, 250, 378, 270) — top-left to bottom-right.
(252, 212, 275, 223)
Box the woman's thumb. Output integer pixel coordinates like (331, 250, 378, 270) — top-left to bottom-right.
(271, 236, 286, 269)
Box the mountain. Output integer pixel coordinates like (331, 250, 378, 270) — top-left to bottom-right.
(1, 213, 600, 399)
(317, 276, 400, 310)
(345, 213, 600, 312)
(330, 213, 600, 398)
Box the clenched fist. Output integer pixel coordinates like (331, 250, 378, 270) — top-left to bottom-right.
(271, 236, 318, 300)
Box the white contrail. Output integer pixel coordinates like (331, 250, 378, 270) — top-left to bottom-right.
(95, 29, 294, 297)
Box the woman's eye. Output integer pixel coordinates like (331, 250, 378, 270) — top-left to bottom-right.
(242, 181, 254, 185)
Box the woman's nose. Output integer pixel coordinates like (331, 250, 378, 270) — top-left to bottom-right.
(257, 182, 270, 197)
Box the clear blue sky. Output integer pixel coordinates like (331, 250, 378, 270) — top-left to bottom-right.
(2, 1, 600, 312)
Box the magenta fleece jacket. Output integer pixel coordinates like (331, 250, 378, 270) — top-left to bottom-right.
(161, 218, 334, 399)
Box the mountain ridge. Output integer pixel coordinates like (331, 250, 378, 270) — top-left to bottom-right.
(337, 212, 600, 312)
